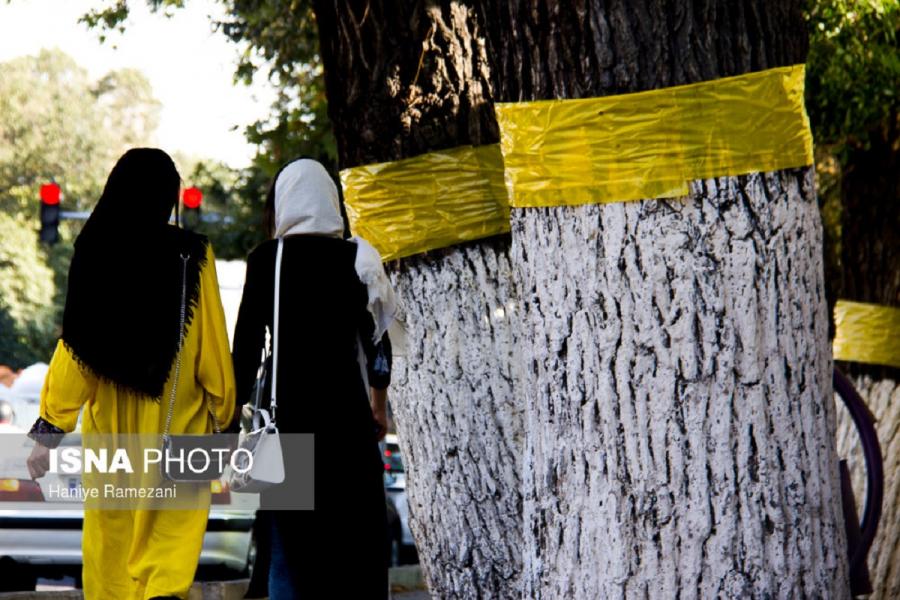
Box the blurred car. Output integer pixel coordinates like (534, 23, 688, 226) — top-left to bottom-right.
(382, 433, 417, 565)
(0, 363, 46, 431)
(0, 475, 255, 590)
(0, 363, 257, 590)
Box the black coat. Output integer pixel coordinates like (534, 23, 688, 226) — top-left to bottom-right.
(232, 235, 390, 599)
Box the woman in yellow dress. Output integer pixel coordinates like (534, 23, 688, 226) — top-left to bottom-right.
(25, 148, 236, 600)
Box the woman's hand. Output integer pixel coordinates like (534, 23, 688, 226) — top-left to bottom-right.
(371, 387, 388, 441)
(27, 443, 51, 480)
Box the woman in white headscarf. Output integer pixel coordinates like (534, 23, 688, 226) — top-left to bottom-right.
(232, 158, 396, 600)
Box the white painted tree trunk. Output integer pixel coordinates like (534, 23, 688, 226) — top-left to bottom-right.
(388, 239, 523, 599)
(835, 375, 900, 599)
(511, 169, 849, 598)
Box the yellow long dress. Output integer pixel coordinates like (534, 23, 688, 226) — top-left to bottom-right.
(38, 244, 236, 600)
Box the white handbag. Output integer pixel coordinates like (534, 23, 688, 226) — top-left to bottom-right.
(229, 238, 286, 493)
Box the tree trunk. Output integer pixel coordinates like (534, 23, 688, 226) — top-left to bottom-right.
(388, 241, 522, 598)
(834, 125, 900, 599)
(482, 1, 849, 597)
(313, 3, 523, 597)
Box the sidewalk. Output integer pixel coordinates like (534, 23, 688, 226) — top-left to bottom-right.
(0, 566, 429, 599)
(0, 586, 429, 600)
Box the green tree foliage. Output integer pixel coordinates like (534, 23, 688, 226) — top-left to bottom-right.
(80, 1, 336, 258)
(0, 49, 160, 366)
(807, 0, 899, 149)
(177, 157, 271, 259)
(0, 212, 57, 368)
(94, 68, 162, 149)
(806, 0, 899, 309)
(1, 50, 109, 216)
(81, 0, 336, 175)
(217, 0, 335, 172)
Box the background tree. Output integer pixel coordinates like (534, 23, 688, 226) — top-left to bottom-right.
(807, 1, 900, 596)
(79, 1, 335, 258)
(0, 213, 57, 367)
(0, 50, 125, 215)
(0, 49, 160, 367)
(311, 3, 523, 598)
(481, 0, 847, 596)
(93, 68, 161, 150)
(176, 158, 271, 260)
(217, 1, 336, 171)
(81, 0, 336, 172)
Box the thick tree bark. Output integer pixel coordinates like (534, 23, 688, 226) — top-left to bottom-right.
(388, 240, 522, 598)
(834, 125, 900, 599)
(482, 1, 848, 597)
(315, 1, 498, 167)
(313, 3, 523, 597)
(511, 174, 845, 598)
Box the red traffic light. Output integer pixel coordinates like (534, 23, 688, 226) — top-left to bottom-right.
(183, 187, 202, 209)
(40, 183, 61, 206)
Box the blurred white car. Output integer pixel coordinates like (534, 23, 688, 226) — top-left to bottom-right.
(0, 363, 257, 590)
(0, 363, 45, 431)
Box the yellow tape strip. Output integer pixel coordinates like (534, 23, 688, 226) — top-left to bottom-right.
(833, 300, 900, 369)
(341, 144, 509, 261)
(342, 65, 813, 259)
(494, 64, 814, 207)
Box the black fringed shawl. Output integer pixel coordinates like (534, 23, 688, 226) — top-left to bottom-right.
(61, 148, 209, 399)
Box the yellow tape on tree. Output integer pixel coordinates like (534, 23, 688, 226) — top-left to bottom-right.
(833, 300, 900, 369)
(342, 65, 814, 259)
(340, 144, 508, 261)
(494, 64, 814, 207)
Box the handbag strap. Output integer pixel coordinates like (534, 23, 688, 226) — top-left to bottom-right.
(269, 238, 283, 422)
(162, 253, 222, 441)
(163, 254, 189, 442)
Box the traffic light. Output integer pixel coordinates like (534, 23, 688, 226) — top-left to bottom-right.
(39, 182, 61, 245)
(182, 187, 202, 230)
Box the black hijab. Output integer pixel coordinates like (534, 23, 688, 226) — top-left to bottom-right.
(62, 148, 209, 398)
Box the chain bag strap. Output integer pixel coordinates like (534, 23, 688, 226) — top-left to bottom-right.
(162, 254, 189, 445)
(160, 253, 225, 482)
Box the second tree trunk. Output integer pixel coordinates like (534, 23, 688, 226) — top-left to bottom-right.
(485, 1, 849, 596)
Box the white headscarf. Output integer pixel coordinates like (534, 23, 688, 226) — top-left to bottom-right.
(273, 159, 397, 343)
(274, 159, 344, 238)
